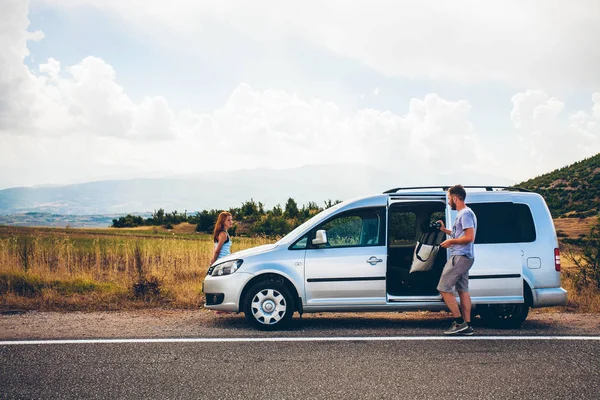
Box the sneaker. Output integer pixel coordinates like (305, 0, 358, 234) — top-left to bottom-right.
(459, 326, 474, 336)
(444, 320, 469, 335)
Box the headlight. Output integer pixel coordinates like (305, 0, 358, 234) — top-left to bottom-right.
(210, 259, 243, 276)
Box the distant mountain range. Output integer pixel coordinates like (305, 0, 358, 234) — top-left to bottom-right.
(0, 212, 151, 228)
(0, 164, 515, 217)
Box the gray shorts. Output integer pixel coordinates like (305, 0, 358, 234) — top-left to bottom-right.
(437, 255, 475, 293)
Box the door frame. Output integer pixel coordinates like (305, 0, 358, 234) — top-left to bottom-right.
(386, 196, 447, 301)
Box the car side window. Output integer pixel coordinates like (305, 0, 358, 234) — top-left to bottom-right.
(291, 236, 308, 250)
(311, 208, 384, 249)
(389, 210, 417, 246)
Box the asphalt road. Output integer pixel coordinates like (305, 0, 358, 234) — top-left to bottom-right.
(2, 313, 600, 399)
(1, 337, 599, 399)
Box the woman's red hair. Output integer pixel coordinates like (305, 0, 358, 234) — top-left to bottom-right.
(213, 211, 232, 242)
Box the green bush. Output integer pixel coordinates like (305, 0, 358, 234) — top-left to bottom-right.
(110, 197, 342, 238)
(52, 279, 101, 295)
(252, 215, 292, 237)
(0, 272, 119, 298)
(132, 275, 161, 301)
(556, 230, 568, 238)
(0, 272, 44, 297)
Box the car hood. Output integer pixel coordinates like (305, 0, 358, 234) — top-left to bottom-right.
(214, 243, 278, 264)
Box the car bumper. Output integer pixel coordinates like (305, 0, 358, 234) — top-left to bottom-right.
(532, 287, 568, 307)
(203, 272, 254, 312)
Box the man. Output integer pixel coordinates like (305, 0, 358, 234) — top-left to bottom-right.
(436, 185, 477, 335)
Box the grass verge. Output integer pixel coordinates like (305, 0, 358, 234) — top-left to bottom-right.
(1, 225, 599, 312)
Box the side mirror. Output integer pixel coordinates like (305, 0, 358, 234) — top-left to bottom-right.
(312, 229, 327, 246)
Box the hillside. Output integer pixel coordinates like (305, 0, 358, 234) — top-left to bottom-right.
(516, 153, 600, 218)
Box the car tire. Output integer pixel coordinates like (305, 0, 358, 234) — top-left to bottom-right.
(479, 303, 529, 329)
(243, 280, 294, 331)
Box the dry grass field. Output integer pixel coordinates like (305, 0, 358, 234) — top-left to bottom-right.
(553, 217, 597, 240)
(0, 225, 272, 311)
(1, 220, 598, 312)
(553, 217, 600, 312)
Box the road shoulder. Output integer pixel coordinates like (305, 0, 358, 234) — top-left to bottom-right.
(2, 309, 600, 340)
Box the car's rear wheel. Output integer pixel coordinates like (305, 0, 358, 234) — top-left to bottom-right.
(479, 303, 529, 329)
(243, 280, 294, 330)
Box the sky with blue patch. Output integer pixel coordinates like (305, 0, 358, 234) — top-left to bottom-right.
(1, 0, 599, 189)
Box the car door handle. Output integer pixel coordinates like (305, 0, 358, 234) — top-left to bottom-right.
(366, 256, 383, 265)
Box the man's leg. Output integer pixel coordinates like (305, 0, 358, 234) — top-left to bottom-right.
(438, 256, 463, 319)
(437, 256, 469, 334)
(440, 291, 461, 318)
(439, 290, 468, 334)
(438, 256, 462, 316)
(458, 291, 472, 323)
(455, 265, 473, 324)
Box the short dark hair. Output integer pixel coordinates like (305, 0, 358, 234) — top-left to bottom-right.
(448, 185, 466, 201)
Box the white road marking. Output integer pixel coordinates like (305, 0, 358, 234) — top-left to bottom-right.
(1, 336, 600, 345)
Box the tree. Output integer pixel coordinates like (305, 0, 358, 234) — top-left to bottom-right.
(240, 199, 260, 222)
(164, 210, 187, 227)
(252, 215, 291, 237)
(565, 216, 600, 291)
(195, 210, 218, 233)
(228, 207, 241, 220)
(111, 214, 145, 228)
(272, 204, 283, 217)
(150, 209, 165, 226)
(284, 198, 299, 219)
(301, 201, 322, 221)
(324, 199, 342, 209)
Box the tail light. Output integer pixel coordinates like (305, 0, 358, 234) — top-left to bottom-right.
(554, 248, 561, 272)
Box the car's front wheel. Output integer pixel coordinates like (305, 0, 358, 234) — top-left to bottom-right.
(243, 280, 294, 330)
(478, 303, 529, 329)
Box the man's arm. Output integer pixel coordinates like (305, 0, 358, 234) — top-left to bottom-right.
(440, 228, 474, 248)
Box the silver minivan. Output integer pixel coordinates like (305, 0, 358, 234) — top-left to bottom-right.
(203, 186, 568, 330)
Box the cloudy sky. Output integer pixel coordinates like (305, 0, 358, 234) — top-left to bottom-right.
(1, 0, 599, 189)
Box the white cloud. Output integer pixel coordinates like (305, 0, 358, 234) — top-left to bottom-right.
(511, 90, 565, 131)
(593, 93, 600, 120)
(0, 0, 44, 133)
(4, 51, 179, 141)
(405, 94, 482, 170)
(511, 90, 600, 173)
(39, 58, 60, 80)
(39, 0, 600, 89)
(63, 57, 135, 138)
(1, 0, 599, 189)
(131, 96, 176, 140)
(0, 0, 489, 184)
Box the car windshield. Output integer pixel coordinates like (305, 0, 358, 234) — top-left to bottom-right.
(276, 201, 346, 245)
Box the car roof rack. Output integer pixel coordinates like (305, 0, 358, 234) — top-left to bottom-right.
(383, 186, 532, 194)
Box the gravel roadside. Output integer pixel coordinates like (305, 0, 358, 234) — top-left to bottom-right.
(1, 309, 599, 339)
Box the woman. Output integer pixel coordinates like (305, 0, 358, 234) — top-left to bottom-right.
(210, 211, 234, 265)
